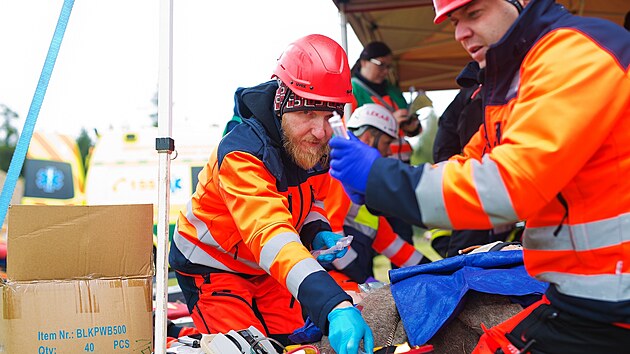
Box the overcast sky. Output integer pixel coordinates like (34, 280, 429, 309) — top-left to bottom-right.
(0, 0, 456, 139)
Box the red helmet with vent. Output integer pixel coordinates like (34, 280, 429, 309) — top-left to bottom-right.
(433, 0, 474, 24)
(273, 34, 352, 104)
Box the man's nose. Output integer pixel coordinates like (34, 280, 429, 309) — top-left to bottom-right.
(312, 118, 329, 139)
(454, 23, 472, 42)
(384, 146, 392, 157)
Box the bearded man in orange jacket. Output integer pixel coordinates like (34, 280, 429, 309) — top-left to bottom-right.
(170, 34, 373, 354)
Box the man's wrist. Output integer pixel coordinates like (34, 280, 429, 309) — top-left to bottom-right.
(332, 300, 353, 311)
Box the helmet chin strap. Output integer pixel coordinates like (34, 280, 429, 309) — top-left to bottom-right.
(370, 130, 383, 150)
(278, 86, 293, 118)
(504, 0, 523, 13)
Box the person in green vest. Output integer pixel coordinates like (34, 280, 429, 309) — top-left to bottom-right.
(349, 41, 424, 264)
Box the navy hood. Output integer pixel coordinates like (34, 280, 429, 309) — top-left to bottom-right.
(456, 61, 481, 88)
(233, 80, 282, 147)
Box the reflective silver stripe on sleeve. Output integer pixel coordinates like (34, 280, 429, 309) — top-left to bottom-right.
(302, 210, 328, 226)
(401, 250, 424, 267)
(332, 247, 359, 270)
(471, 155, 518, 226)
(416, 163, 452, 228)
(176, 201, 260, 270)
(286, 257, 325, 298)
(312, 200, 325, 209)
(186, 201, 224, 250)
(380, 237, 405, 259)
(523, 212, 630, 251)
(259, 232, 301, 273)
(538, 272, 630, 302)
(345, 220, 377, 239)
(173, 229, 235, 272)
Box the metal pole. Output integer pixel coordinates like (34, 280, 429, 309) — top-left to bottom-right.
(339, 4, 349, 52)
(339, 4, 353, 119)
(155, 0, 174, 352)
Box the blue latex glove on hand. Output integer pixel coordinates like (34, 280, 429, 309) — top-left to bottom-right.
(312, 231, 349, 263)
(329, 133, 381, 202)
(342, 182, 365, 205)
(328, 305, 374, 354)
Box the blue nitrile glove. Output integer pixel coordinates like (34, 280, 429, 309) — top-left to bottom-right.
(341, 183, 365, 205)
(329, 133, 381, 201)
(328, 306, 374, 354)
(312, 231, 349, 263)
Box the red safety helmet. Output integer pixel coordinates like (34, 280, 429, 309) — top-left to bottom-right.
(273, 34, 353, 104)
(433, 0, 474, 24)
(433, 0, 522, 24)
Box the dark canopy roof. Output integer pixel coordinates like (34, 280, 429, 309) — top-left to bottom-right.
(333, 0, 629, 90)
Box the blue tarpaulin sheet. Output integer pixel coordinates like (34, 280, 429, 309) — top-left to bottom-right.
(389, 250, 548, 346)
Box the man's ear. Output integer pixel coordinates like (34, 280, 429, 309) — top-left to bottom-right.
(358, 132, 373, 146)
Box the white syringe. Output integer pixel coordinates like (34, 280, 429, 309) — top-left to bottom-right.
(328, 111, 349, 139)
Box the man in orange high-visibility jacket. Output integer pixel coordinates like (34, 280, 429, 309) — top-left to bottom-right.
(329, 0, 630, 353)
(169, 34, 373, 354)
(325, 104, 424, 285)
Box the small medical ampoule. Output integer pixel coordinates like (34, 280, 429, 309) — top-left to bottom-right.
(328, 111, 349, 139)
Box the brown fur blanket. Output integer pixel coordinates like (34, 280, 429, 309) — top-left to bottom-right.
(315, 285, 522, 353)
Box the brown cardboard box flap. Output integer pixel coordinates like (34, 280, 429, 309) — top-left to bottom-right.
(7, 204, 154, 281)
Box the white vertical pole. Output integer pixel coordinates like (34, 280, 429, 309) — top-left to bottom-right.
(155, 0, 174, 352)
(339, 4, 348, 52)
(339, 4, 353, 119)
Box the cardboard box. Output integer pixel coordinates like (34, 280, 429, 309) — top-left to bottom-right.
(0, 205, 154, 353)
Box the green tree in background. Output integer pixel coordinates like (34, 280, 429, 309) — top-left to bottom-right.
(76, 128, 94, 176)
(0, 104, 19, 173)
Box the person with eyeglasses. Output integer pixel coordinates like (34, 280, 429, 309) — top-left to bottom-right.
(350, 41, 425, 265)
(350, 41, 416, 160)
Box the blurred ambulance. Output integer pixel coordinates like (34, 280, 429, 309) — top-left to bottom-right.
(21, 131, 86, 205)
(85, 126, 222, 239)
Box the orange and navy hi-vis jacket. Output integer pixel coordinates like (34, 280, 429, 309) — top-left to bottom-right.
(169, 81, 351, 333)
(363, 0, 630, 324)
(325, 178, 423, 282)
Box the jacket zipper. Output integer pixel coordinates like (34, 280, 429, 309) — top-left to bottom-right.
(310, 185, 315, 211)
(211, 291, 253, 309)
(495, 122, 502, 146)
(287, 194, 292, 212)
(553, 193, 569, 237)
(295, 186, 305, 228)
(386, 311, 401, 347)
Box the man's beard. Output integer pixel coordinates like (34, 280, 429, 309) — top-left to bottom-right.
(282, 119, 330, 170)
